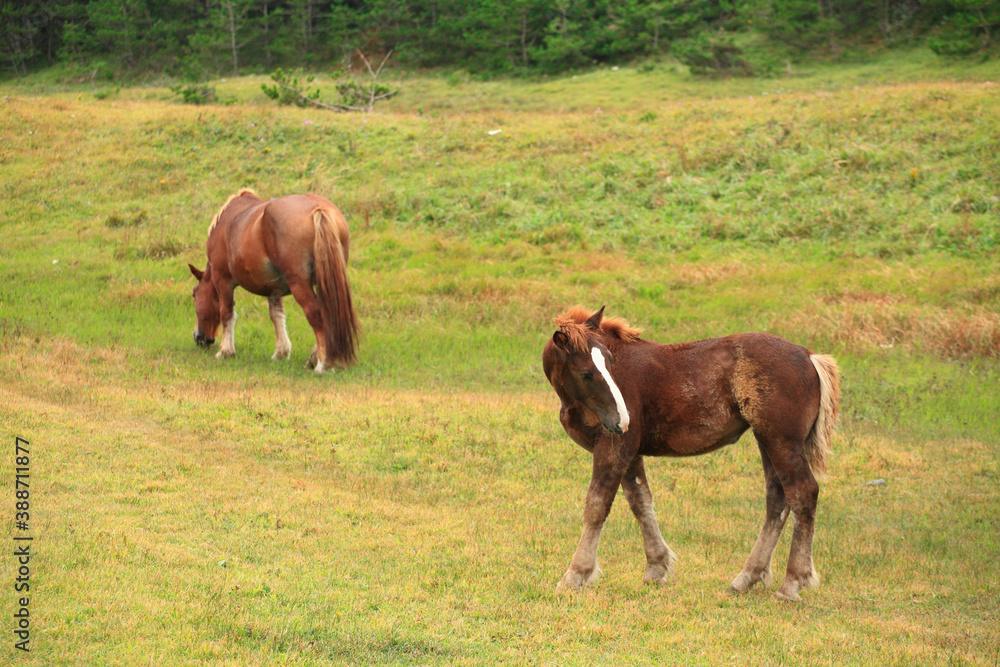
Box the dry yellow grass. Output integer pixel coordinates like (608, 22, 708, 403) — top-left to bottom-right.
(2, 335, 998, 665)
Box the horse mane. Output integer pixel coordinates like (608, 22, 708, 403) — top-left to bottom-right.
(553, 306, 641, 352)
(207, 188, 259, 233)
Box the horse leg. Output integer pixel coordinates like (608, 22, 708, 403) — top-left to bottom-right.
(776, 475, 821, 602)
(731, 442, 789, 593)
(268, 296, 292, 360)
(287, 281, 327, 374)
(759, 439, 821, 602)
(558, 440, 632, 590)
(215, 283, 237, 359)
(621, 456, 677, 585)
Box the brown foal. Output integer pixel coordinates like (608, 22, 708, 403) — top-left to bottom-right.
(542, 306, 840, 601)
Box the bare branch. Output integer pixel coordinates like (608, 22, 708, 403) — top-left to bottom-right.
(263, 49, 400, 113)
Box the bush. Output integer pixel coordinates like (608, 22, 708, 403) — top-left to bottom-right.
(928, 1, 999, 56)
(674, 33, 753, 77)
(170, 84, 216, 105)
(261, 69, 318, 107)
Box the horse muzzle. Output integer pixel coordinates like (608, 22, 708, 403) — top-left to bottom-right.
(601, 417, 627, 435)
(193, 331, 215, 347)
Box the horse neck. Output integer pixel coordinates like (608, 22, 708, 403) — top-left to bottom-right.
(229, 192, 262, 216)
(595, 333, 628, 355)
(599, 335, 651, 371)
(199, 262, 217, 291)
(211, 192, 261, 237)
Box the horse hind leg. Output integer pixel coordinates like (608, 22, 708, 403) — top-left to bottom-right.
(732, 442, 789, 594)
(754, 436, 821, 602)
(775, 473, 821, 602)
(621, 457, 677, 585)
(268, 296, 292, 360)
(287, 281, 327, 373)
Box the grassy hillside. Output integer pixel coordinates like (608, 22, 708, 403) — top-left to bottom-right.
(1, 55, 998, 665)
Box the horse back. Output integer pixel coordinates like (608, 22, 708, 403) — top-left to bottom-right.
(626, 333, 820, 456)
(215, 194, 349, 297)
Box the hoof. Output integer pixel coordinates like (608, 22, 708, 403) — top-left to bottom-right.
(644, 547, 677, 585)
(730, 572, 753, 594)
(774, 586, 802, 602)
(272, 349, 291, 361)
(774, 570, 819, 602)
(731, 566, 773, 594)
(644, 568, 669, 585)
(557, 564, 602, 590)
(215, 349, 235, 359)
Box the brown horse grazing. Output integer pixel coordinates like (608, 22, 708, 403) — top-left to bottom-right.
(542, 306, 840, 602)
(188, 189, 359, 373)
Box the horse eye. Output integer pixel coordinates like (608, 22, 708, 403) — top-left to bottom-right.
(581, 372, 594, 381)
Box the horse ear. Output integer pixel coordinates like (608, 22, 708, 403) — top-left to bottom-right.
(188, 263, 204, 281)
(585, 305, 606, 331)
(552, 330, 570, 352)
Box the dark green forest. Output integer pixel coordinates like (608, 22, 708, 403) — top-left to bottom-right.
(2, 0, 997, 79)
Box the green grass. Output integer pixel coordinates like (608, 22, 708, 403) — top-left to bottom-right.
(2, 53, 999, 664)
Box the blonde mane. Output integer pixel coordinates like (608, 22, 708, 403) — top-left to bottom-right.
(207, 188, 259, 233)
(553, 306, 641, 352)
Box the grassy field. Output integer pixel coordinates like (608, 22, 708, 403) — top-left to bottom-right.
(2, 52, 999, 665)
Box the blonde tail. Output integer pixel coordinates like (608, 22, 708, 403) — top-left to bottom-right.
(312, 207, 359, 365)
(805, 354, 840, 481)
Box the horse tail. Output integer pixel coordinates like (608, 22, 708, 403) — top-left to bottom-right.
(805, 354, 840, 481)
(312, 206, 359, 366)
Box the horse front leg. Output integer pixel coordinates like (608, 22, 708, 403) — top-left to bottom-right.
(215, 283, 237, 359)
(621, 456, 677, 585)
(558, 438, 632, 590)
(268, 296, 292, 360)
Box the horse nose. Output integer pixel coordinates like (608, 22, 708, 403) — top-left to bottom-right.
(607, 422, 624, 435)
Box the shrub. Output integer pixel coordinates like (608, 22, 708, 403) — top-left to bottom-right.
(674, 33, 753, 78)
(169, 84, 216, 105)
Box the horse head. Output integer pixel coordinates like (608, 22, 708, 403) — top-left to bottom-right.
(188, 263, 220, 347)
(546, 306, 630, 435)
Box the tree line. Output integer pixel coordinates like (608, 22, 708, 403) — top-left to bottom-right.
(2, 0, 996, 79)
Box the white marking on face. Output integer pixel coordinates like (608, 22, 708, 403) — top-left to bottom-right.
(590, 346, 630, 433)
